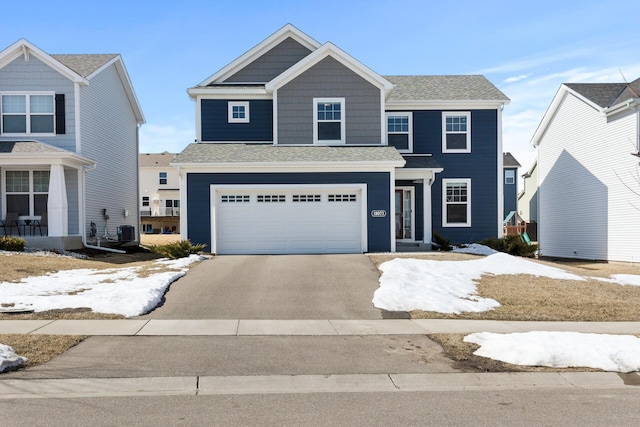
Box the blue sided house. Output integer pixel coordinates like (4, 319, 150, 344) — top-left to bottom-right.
(174, 25, 510, 254)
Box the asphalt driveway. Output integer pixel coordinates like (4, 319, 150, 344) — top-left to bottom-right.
(139, 254, 386, 320)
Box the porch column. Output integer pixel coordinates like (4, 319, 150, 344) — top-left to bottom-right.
(47, 164, 68, 236)
(423, 172, 433, 244)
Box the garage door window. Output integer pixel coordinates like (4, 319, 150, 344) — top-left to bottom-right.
(293, 194, 321, 202)
(221, 195, 250, 203)
(257, 195, 286, 203)
(328, 194, 357, 202)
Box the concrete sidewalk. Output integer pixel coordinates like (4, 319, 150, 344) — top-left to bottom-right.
(2, 318, 640, 336)
(1, 372, 639, 399)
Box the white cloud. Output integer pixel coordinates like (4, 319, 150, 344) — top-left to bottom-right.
(139, 120, 194, 154)
(504, 74, 530, 83)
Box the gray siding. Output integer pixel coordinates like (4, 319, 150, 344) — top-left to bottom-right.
(277, 57, 381, 145)
(0, 56, 76, 151)
(65, 168, 79, 234)
(225, 37, 312, 83)
(80, 63, 139, 239)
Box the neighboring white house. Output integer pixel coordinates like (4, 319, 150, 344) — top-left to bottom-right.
(518, 160, 538, 223)
(531, 78, 640, 262)
(0, 39, 144, 250)
(139, 152, 180, 234)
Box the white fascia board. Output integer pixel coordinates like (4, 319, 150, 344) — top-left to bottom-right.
(174, 162, 403, 173)
(266, 42, 393, 92)
(198, 24, 321, 86)
(187, 87, 271, 99)
(395, 168, 443, 181)
(385, 100, 509, 110)
(530, 85, 567, 147)
(0, 152, 95, 168)
(91, 57, 145, 124)
(0, 39, 89, 85)
(603, 98, 639, 117)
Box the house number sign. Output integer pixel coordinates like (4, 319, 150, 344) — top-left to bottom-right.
(370, 210, 387, 217)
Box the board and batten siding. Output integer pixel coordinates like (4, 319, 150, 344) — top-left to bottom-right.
(537, 92, 640, 262)
(224, 37, 312, 83)
(79, 62, 139, 238)
(0, 55, 76, 150)
(200, 99, 273, 141)
(276, 57, 381, 145)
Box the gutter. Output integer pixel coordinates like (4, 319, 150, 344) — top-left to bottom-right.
(81, 163, 125, 254)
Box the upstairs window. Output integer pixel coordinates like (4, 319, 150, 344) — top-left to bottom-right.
(142, 196, 150, 207)
(443, 179, 471, 227)
(386, 113, 412, 152)
(1, 93, 55, 135)
(314, 98, 345, 144)
(228, 101, 250, 123)
(159, 172, 168, 185)
(442, 112, 471, 153)
(505, 170, 515, 185)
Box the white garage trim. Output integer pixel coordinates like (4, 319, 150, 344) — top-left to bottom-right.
(210, 184, 368, 254)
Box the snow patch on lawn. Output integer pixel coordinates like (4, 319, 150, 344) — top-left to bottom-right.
(0, 344, 27, 373)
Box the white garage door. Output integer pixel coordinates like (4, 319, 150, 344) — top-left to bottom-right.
(213, 186, 364, 254)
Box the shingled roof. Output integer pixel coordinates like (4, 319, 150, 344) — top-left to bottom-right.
(51, 54, 118, 77)
(174, 143, 405, 165)
(565, 77, 640, 108)
(503, 152, 521, 168)
(139, 152, 177, 167)
(385, 75, 509, 102)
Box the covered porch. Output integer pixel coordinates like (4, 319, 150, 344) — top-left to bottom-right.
(0, 141, 94, 250)
(394, 156, 443, 246)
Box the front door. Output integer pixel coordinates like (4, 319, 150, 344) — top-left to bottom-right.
(395, 188, 413, 240)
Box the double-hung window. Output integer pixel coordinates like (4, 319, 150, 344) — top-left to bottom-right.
(386, 113, 412, 152)
(1, 93, 55, 135)
(228, 101, 249, 123)
(314, 98, 345, 144)
(442, 112, 471, 153)
(442, 179, 471, 227)
(142, 196, 150, 207)
(4, 170, 50, 216)
(159, 172, 168, 185)
(505, 170, 515, 185)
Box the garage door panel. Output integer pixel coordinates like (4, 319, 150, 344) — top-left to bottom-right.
(215, 187, 363, 254)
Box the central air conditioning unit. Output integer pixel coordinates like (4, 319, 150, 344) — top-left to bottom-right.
(117, 225, 135, 242)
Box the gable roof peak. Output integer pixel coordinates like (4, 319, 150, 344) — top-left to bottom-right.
(198, 23, 321, 86)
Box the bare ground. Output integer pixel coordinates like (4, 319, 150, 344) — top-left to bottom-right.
(2, 249, 640, 372)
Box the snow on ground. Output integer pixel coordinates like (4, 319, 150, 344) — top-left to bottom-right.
(594, 274, 640, 287)
(0, 254, 206, 317)
(0, 344, 27, 373)
(464, 331, 640, 373)
(373, 250, 585, 313)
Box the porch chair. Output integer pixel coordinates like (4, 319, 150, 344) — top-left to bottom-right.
(34, 212, 48, 236)
(1, 212, 21, 236)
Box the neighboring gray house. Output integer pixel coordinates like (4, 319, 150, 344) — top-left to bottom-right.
(0, 39, 144, 250)
(174, 24, 509, 254)
(502, 152, 521, 219)
(532, 77, 640, 262)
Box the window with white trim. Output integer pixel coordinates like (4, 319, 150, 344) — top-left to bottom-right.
(228, 101, 250, 123)
(505, 170, 515, 185)
(142, 196, 150, 207)
(1, 93, 55, 135)
(442, 179, 471, 227)
(386, 113, 412, 152)
(159, 172, 168, 185)
(4, 170, 50, 216)
(314, 98, 345, 144)
(442, 112, 471, 153)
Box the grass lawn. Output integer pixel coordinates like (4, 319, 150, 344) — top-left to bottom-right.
(2, 248, 640, 372)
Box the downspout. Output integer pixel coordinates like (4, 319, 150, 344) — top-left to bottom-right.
(81, 163, 125, 254)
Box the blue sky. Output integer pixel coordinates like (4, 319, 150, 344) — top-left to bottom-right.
(3, 0, 640, 173)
